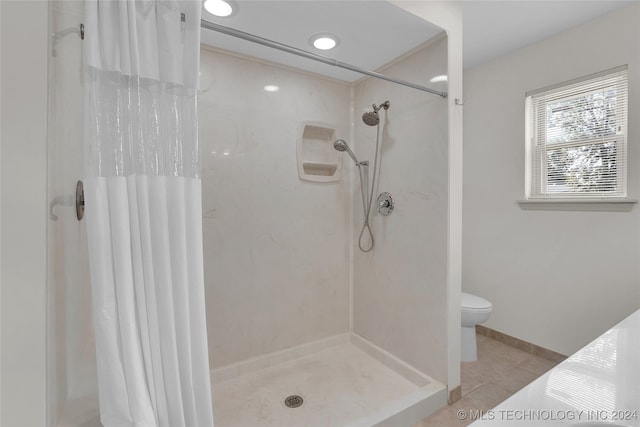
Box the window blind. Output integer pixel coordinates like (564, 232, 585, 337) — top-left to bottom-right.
(526, 66, 628, 199)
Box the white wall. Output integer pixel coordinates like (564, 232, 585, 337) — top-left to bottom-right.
(0, 1, 49, 426)
(463, 3, 640, 356)
(199, 48, 352, 368)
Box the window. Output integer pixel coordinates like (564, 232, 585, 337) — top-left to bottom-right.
(525, 66, 628, 200)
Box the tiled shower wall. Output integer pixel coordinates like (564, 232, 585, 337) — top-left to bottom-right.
(353, 36, 449, 383)
(199, 48, 352, 369)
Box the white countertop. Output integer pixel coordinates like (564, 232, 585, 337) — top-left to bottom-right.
(471, 309, 640, 427)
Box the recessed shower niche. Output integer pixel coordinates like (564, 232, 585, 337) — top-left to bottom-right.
(296, 121, 342, 182)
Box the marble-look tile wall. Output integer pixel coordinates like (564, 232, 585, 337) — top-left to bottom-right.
(199, 48, 352, 368)
(352, 36, 449, 383)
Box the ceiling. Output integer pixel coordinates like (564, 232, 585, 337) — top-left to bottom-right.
(200, 1, 443, 82)
(462, 0, 635, 70)
(200, 0, 636, 82)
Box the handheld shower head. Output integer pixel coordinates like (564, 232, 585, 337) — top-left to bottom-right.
(333, 139, 360, 165)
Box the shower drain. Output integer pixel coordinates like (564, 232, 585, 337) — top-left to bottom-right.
(284, 395, 304, 408)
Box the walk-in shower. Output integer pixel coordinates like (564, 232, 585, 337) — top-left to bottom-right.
(198, 6, 451, 418)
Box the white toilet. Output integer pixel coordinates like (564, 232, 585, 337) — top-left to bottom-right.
(461, 292, 493, 362)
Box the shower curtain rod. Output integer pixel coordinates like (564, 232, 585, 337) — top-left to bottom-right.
(200, 19, 448, 98)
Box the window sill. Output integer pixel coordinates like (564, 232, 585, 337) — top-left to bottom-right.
(517, 198, 637, 212)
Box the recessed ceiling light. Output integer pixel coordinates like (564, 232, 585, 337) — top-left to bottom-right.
(264, 85, 280, 92)
(310, 34, 339, 51)
(430, 75, 448, 83)
(204, 0, 234, 17)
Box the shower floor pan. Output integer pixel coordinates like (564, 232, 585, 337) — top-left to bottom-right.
(211, 333, 447, 427)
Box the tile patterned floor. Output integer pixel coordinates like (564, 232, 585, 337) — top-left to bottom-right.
(414, 334, 562, 427)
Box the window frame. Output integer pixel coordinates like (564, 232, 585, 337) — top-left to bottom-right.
(524, 65, 630, 205)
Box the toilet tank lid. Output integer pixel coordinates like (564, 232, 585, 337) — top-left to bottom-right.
(461, 292, 492, 310)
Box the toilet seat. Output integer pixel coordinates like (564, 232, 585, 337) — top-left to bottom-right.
(461, 292, 492, 313)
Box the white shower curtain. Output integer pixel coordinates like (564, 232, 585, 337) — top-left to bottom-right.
(83, 1, 213, 426)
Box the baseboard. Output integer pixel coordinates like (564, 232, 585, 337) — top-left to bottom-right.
(448, 385, 462, 404)
(476, 325, 567, 363)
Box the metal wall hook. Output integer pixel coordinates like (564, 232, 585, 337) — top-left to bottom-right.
(51, 23, 84, 56)
(51, 23, 84, 41)
(48, 180, 84, 221)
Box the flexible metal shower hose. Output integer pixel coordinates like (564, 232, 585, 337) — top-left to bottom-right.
(357, 117, 383, 253)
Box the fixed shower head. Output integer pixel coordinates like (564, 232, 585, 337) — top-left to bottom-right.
(362, 100, 390, 126)
(333, 139, 360, 165)
(362, 111, 380, 126)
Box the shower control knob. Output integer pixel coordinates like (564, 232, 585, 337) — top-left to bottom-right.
(377, 192, 394, 216)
